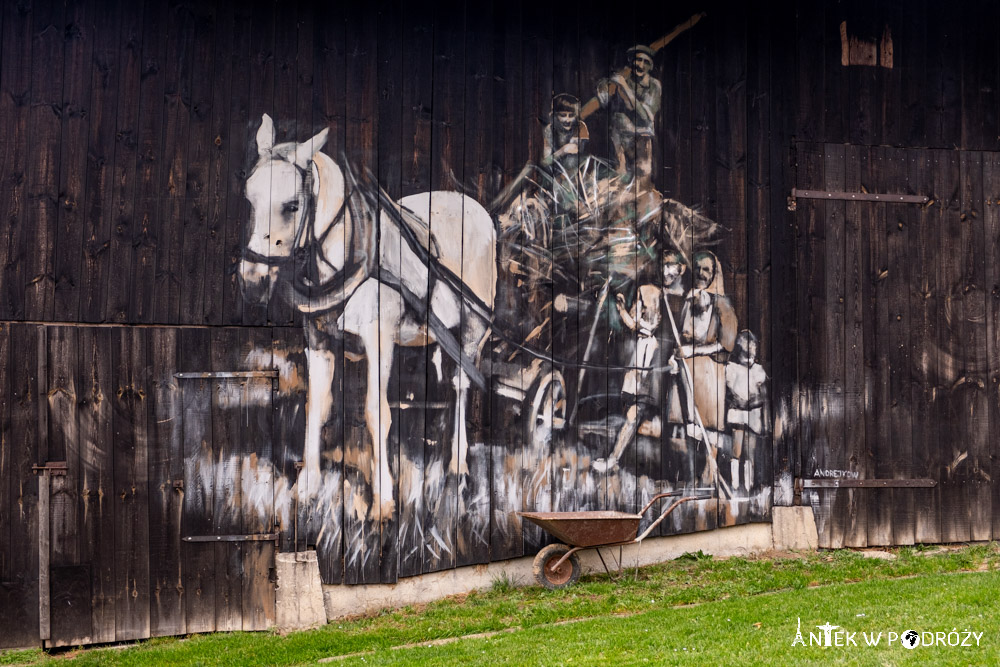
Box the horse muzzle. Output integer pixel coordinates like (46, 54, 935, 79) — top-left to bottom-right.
(239, 260, 279, 304)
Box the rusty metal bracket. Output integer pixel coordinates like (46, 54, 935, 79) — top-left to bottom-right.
(174, 370, 278, 379)
(182, 534, 279, 542)
(788, 188, 929, 211)
(32, 462, 67, 476)
(796, 478, 936, 490)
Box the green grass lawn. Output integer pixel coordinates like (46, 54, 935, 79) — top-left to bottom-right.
(3, 544, 998, 666)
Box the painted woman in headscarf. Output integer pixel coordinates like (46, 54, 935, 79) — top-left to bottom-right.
(677, 250, 738, 438)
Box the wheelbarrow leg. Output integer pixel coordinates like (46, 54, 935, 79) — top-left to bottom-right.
(596, 548, 612, 576)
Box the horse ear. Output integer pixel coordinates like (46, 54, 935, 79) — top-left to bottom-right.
(294, 127, 330, 167)
(257, 114, 275, 156)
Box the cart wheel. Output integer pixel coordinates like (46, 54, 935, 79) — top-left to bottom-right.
(533, 543, 581, 589)
(527, 370, 568, 433)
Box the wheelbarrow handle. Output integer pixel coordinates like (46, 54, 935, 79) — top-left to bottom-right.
(635, 495, 706, 543)
(638, 491, 686, 517)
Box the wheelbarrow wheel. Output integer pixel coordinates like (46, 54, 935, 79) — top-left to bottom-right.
(533, 543, 581, 589)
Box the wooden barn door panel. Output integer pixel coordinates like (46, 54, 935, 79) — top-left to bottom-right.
(795, 144, 994, 548)
(178, 329, 276, 634)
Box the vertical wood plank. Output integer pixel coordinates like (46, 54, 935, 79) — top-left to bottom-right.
(925, 2, 961, 148)
(795, 143, 830, 543)
(79, 0, 126, 322)
(911, 149, 942, 544)
(376, 0, 403, 582)
(960, 151, 991, 542)
(128, 0, 169, 323)
(52, 0, 96, 322)
(23, 0, 66, 320)
(105, 1, 144, 324)
(4, 325, 42, 647)
(517, 0, 553, 556)
(242, 0, 275, 328)
(865, 146, 893, 546)
(0, 323, 43, 649)
(178, 3, 220, 325)
(77, 327, 116, 643)
(396, 0, 434, 577)
(210, 328, 243, 631)
(842, 144, 867, 547)
(984, 153, 1000, 541)
(886, 148, 916, 546)
(794, 2, 825, 144)
(960, 4, 998, 150)
(306, 0, 346, 585)
(821, 0, 847, 143)
(150, 2, 195, 324)
(146, 328, 183, 638)
(0, 324, 10, 606)
(0, 1, 33, 321)
(265, 0, 299, 328)
(456, 0, 493, 569)
(241, 328, 275, 630)
(218, 3, 253, 327)
(487, 0, 525, 564)
(47, 327, 81, 568)
(688, 10, 719, 534)
(713, 7, 750, 528)
(768, 4, 800, 512)
(419, 0, 465, 573)
(202, 1, 237, 327)
(745, 1, 772, 523)
(342, 1, 380, 584)
(112, 327, 150, 641)
(178, 328, 215, 634)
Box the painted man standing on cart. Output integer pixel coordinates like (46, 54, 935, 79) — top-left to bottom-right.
(595, 44, 661, 186)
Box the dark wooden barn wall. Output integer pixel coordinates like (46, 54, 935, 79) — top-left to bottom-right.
(777, 0, 1000, 548)
(2, 0, 1000, 650)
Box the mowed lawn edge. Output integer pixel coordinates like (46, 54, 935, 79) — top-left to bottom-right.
(1, 544, 998, 666)
(341, 571, 999, 666)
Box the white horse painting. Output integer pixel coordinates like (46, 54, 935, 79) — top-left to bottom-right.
(240, 114, 496, 520)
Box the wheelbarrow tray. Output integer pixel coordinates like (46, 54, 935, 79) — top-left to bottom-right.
(518, 511, 641, 547)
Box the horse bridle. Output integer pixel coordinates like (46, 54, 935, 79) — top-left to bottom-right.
(245, 154, 377, 313)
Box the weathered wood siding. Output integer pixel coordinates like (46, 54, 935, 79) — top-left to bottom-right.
(0, 0, 998, 649)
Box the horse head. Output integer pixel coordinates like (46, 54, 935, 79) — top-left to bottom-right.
(241, 114, 372, 314)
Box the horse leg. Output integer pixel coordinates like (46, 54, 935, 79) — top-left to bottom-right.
(449, 315, 489, 479)
(301, 344, 335, 501)
(355, 294, 400, 523)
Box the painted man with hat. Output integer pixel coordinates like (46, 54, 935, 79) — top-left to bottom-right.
(596, 44, 661, 185)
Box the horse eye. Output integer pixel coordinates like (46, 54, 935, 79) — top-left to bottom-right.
(282, 202, 299, 215)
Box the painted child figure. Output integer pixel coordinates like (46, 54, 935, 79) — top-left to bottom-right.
(542, 93, 590, 177)
(724, 330, 769, 494)
(593, 278, 676, 473)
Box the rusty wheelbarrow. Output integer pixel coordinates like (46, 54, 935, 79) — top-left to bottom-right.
(518, 490, 712, 589)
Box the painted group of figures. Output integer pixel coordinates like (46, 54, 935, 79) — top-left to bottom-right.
(494, 44, 770, 502)
(239, 39, 769, 524)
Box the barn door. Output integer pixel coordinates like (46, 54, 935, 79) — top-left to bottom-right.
(177, 349, 278, 634)
(792, 143, 996, 548)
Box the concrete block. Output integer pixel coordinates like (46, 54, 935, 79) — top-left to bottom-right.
(275, 550, 327, 631)
(323, 522, 773, 620)
(771, 506, 819, 551)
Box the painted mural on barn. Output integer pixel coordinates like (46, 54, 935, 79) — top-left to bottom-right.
(188, 16, 771, 579)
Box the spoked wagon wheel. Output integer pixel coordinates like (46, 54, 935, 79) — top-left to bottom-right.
(532, 543, 581, 589)
(527, 370, 568, 433)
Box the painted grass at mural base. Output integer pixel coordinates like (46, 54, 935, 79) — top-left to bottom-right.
(1, 545, 998, 666)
